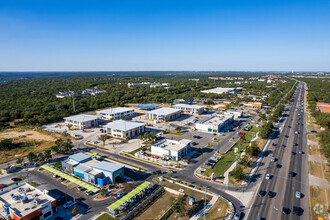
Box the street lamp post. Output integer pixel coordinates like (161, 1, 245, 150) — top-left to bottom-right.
(203, 186, 209, 220)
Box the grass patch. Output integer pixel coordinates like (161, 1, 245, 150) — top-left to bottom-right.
(309, 161, 330, 183)
(309, 186, 330, 220)
(169, 132, 185, 136)
(53, 161, 62, 168)
(213, 139, 220, 143)
(128, 145, 149, 155)
(138, 191, 176, 219)
(199, 196, 229, 220)
(204, 126, 259, 178)
(28, 181, 39, 187)
(96, 213, 116, 220)
(205, 144, 213, 148)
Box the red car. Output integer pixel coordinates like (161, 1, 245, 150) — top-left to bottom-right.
(238, 132, 245, 136)
(282, 144, 286, 148)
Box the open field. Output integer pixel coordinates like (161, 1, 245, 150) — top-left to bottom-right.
(309, 186, 330, 220)
(309, 161, 330, 183)
(137, 191, 177, 220)
(96, 213, 115, 220)
(198, 196, 230, 220)
(0, 128, 65, 164)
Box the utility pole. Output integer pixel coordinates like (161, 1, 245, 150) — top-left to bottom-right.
(72, 92, 76, 112)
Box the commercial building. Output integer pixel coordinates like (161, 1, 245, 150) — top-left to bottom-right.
(62, 152, 124, 185)
(195, 114, 234, 133)
(96, 107, 134, 121)
(223, 111, 243, 119)
(64, 114, 100, 129)
(243, 102, 263, 110)
(173, 104, 204, 115)
(0, 183, 57, 220)
(316, 102, 330, 113)
(104, 120, 146, 138)
(146, 107, 181, 122)
(200, 87, 240, 94)
(151, 139, 192, 161)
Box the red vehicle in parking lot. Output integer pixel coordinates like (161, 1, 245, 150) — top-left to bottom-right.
(238, 132, 245, 136)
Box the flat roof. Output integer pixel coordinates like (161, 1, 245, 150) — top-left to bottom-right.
(82, 159, 100, 167)
(104, 120, 145, 131)
(198, 115, 232, 126)
(64, 114, 100, 122)
(96, 107, 133, 115)
(91, 161, 124, 173)
(69, 152, 91, 163)
(173, 104, 204, 109)
(152, 139, 191, 152)
(0, 183, 56, 218)
(201, 87, 237, 94)
(74, 164, 92, 173)
(147, 107, 180, 116)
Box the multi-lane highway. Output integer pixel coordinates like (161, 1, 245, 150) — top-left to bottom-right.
(249, 82, 309, 219)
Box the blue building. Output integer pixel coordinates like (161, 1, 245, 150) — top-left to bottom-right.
(62, 152, 124, 186)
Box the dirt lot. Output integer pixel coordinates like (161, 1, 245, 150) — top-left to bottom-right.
(0, 128, 65, 164)
(310, 186, 330, 220)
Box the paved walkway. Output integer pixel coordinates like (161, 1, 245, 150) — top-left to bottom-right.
(190, 195, 219, 220)
(309, 174, 329, 189)
(308, 155, 327, 164)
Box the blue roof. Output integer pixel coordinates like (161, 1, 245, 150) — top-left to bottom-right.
(135, 105, 158, 110)
(91, 161, 124, 173)
(69, 153, 91, 163)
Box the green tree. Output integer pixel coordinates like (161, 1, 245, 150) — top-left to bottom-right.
(27, 152, 37, 162)
(229, 166, 246, 180)
(175, 126, 182, 132)
(246, 142, 261, 156)
(16, 158, 23, 164)
(72, 206, 77, 215)
(44, 149, 52, 160)
(98, 134, 109, 147)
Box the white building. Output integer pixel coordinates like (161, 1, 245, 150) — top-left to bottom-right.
(223, 111, 243, 119)
(173, 104, 204, 115)
(195, 114, 234, 133)
(146, 108, 181, 122)
(96, 107, 134, 121)
(0, 183, 57, 220)
(151, 139, 192, 161)
(104, 120, 146, 138)
(200, 87, 239, 94)
(64, 114, 100, 129)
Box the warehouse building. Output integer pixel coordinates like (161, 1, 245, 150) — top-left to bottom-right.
(173, 104, 204, 115)
(62, 152, 124, 185)
(104, 120, 146, 138)
(96, 107, 134, 121)
(200, 87, 239, 94)
(0, 183, 57, 220)
(146, 107, 181, 122)
(64, 114, 101, 129)
(151, 139, 192, 161)
(195, 114, 234, 133)
(223, 110, 243, 119)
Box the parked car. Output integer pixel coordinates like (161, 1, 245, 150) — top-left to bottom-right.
(167, 170, 174, 174)
(11, 178, 20, 182)
(115, 192, 126, 199)
(53, 174, 59, 178)
(153, 170, 162, 175)
(85, 190, 93, 195)
(56, 195, 66, 204)
(77, 186, 85, 191)
(63, 201, 74, 209)
(288, 170, 295, 177)
(234, 211, 242, 220)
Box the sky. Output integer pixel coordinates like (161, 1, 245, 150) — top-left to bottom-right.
(0, 0, 329, 71)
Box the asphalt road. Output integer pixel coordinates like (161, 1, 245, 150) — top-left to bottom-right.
(248, 82, 309, 219)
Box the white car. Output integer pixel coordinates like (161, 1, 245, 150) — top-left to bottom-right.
(271, 157, 276, 162)
(296, 191, 301, 198)
(63, 201, 74, 209)
(265, 174, 271, 180)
